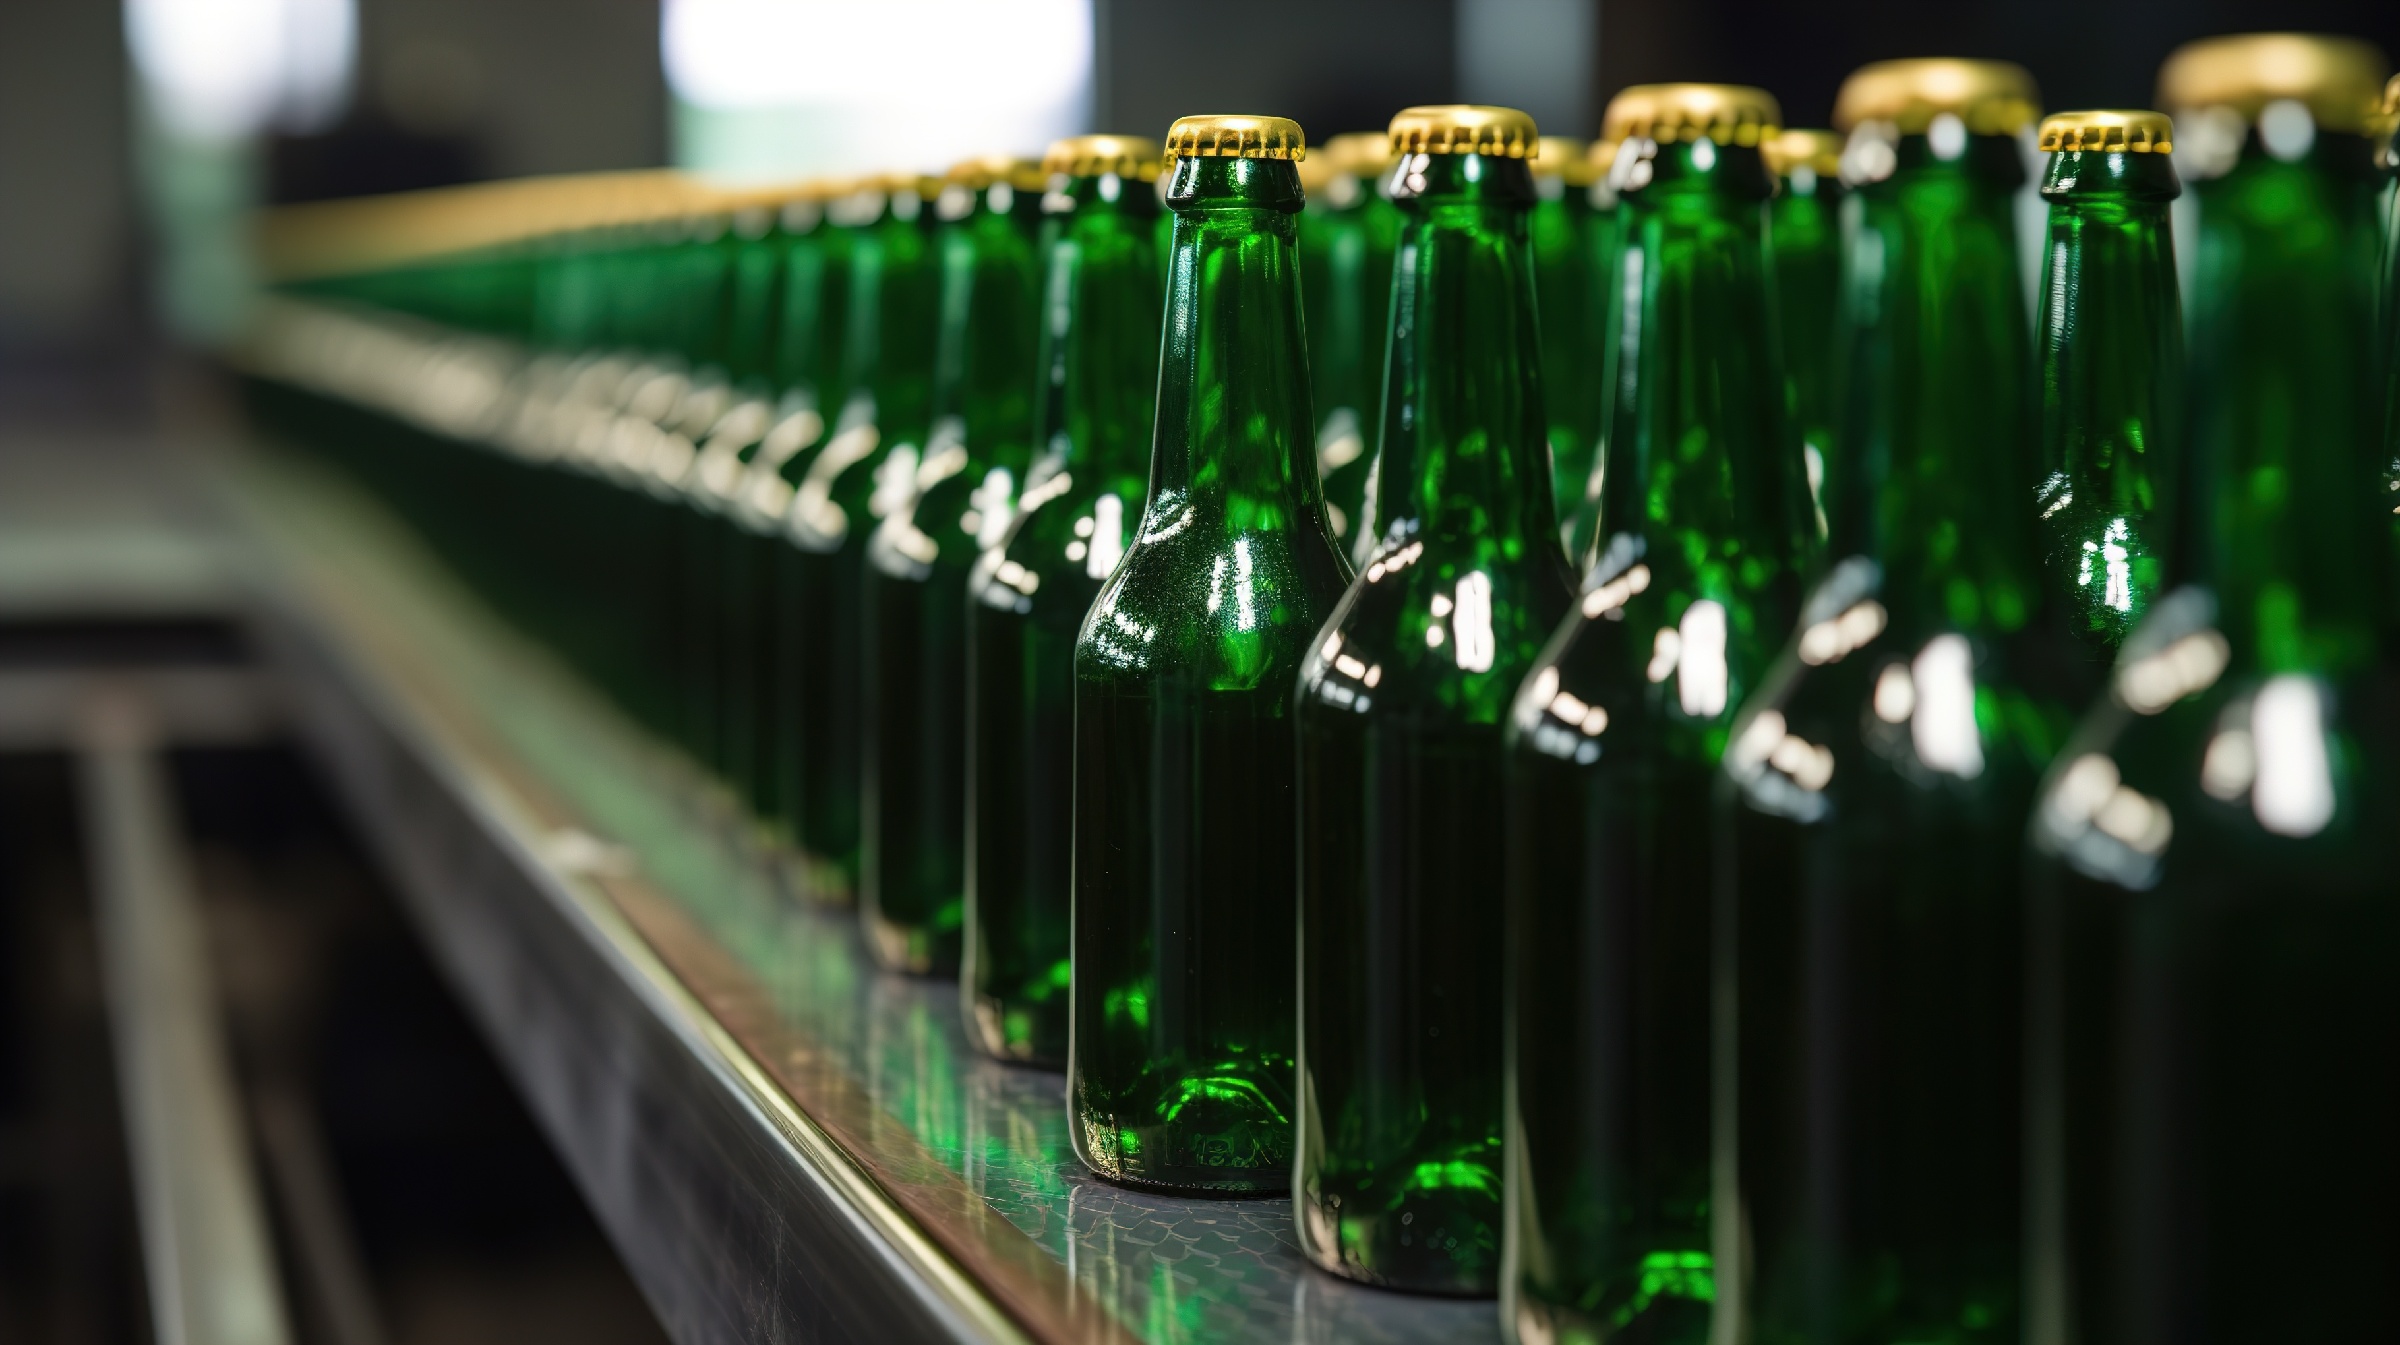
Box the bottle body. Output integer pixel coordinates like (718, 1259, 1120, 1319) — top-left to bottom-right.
(862, 174, 1042, 974)
(1295, 143, 1574, 1295)
(965, 162, 1162, 1064)
(1505, 115, 1809, 1344)
(2026, 596, 2400, 1344)
(779, 183, 940, 899)
(1070, 149, 1349, 1193)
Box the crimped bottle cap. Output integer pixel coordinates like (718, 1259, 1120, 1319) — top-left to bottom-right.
(945, 154, 1049, 191)
(2039, 110, 2175, 154)
(1386, 105, 1539, 159)
(867, 171, 943, 198)
(1832, 59, 2042, 135)
(2157, 34, 2390, 133)
(1042, 134, 1163, 181)
(1163, 114, 1307, 164)
(1763, 128, 1845, 178)
(1601, 84, 1782, 147)
(1532, 136, 1600, 185)
(1322, 131, 1395, 175)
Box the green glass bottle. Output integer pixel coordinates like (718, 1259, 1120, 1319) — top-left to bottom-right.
(736, 186, 853, 836)
(1531, 135, 1616, 541)
(778, 173, 941, 901)
(1294, 105, 1575, 1296)
(964, 135, 1163, 1065)
(737, 186, 852, 829)
(1299, 131, 1403, 553)
(1762, 128, 1845, 539)
(686, 196, 790, 809)
(2023, 165, 2399, 1345)
(2161, 35, 2391, 636)
(1502, 84, 1810, 1345)
(2031, 111, 2186, 659)
(859, 155, 1045, 975)
(1723, 58, 2075, 1345)
(1070, 114, 1351, 1193)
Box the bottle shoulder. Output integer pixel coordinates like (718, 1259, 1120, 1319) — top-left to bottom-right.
(972, 468, 1136, 624)
(1296, 532, 1574, 724)
(1722, 586, 2080, 827)
(1073, 490, 1350, 688)
(1509, 537, 1804, 770)
(2030, 594, 2400, 893)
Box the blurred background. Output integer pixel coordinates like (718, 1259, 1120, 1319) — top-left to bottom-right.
(7, 0, 2400, 404)
(0, 1, 2394, 1341)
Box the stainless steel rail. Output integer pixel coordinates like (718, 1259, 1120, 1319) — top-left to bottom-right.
(79, 690, 295, 1345)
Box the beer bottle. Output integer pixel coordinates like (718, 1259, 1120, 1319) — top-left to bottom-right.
(2024, 140, 2400, 1345)
(1070, 114, 1350, 1193)
(1294, 105, 1575, 1295)
(687, 196, 789, 809)
(2031, 112, 2185, 659)
(860, 155, 1046, 974)
(740, 186, 854, 834)
(1763, 127, 1844, 537)
(780, 173, 942, 900)
(1502, 84, 1809, 1345)
(2161, 35, 2390, 629)
(1299, 131, 1403, 553)
(1531, 135, 1615, 540)
(1723, 58, 2072, 1345)
(963, 135, 1163, 1065)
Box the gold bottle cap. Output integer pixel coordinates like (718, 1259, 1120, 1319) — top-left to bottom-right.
(1042, 134, 1163, 180)
(1386, 105, 1540, 160)
(1601, 84, 1782, 148)
(1532, 136, 1600, 185)
(1163, 114, 1307, 164)
(1322, 131, 1395, 175)
(1763, 128, 1845, 178)
(2157, 33, 2390, 133)
(1832, 58, 2042, 135)
(945, 154, 1049, 191)
(867, 171, 942, 198)
(2038, 110, 2175, 154)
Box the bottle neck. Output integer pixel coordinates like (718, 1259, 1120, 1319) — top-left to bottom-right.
(1372, 152, 1560, 562)
(2184, 130, 2390, 674)
(1032, 172, 1163, 499)
(772, 220, 850, 408)
(1836, 133, 2041, 634)
(1590, 137, 1807, 575)
(2035, 148, 2185, 645)
(930, 185, 1044, 477)
(1144, 155, 1321, 520)
(841, 205, 938, 442)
